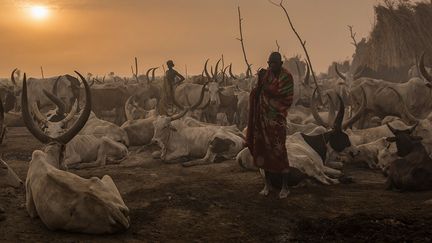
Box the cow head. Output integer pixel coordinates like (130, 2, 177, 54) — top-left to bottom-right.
(0, 158, 23, 188)
(335, 64, 365, 86)
(386, 123, 421, 157)
(203, 58, 225, 106)
(151, 109, 188, 154)
(151, 82, 207, 156)
(326, 95, 352, 152)
(22, 71, 92, 168)
(103, 137, 129, 163)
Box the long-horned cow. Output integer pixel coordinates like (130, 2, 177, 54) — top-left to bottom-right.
(22, 72, 130, 234)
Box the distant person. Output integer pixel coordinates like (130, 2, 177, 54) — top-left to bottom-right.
(246, 52, 294, 199)
(165, 60, 185, 103)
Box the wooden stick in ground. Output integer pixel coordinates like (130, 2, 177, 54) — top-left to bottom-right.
(236, 6, 252, 78)
(40, 66, 44, 79)
(269, 0, 323, 103)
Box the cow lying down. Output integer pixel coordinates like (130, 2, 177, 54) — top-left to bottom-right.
(151, 110, 245, 167)
(385, 123, 432, 191)
(237, 131, 346, 185)
(64, 135, 128, 170)
(238, 93, 359, 187)
(23, 71, 130, 234)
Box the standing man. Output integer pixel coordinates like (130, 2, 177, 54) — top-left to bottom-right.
(246, 52, 294, 199)
(165, 60, 185, 103)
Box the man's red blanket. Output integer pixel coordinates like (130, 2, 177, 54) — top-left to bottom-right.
(246, 68, 294, 173)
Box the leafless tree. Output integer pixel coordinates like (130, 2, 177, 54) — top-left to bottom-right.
(236, 6, 252, 78)
(269, 0, 322, 103)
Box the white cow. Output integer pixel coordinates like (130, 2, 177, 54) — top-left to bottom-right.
(22, 71, 130, 234)
(151, 109, 245, 167)
(64, 135, 129, 169)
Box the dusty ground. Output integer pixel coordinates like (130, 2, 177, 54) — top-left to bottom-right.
(1, 127, 432, 242)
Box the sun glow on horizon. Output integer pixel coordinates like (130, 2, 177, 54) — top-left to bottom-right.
(29, 5, 49, 20)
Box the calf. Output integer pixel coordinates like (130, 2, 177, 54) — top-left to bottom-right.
(65, 135, 128, 169)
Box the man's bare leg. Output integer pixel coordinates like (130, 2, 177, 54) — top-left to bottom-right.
(260, 171, 272, 196)
(279, 174, 290, 199)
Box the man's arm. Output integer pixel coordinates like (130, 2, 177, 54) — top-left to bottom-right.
(267, 72, 294, 113)
(175, 70, 185, 83)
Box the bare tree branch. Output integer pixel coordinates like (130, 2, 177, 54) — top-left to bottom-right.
(237, 6, 252, 78)
(348, 25, 358, 49)
(275, 40, 281, 52)
(269, 0, 323, 103)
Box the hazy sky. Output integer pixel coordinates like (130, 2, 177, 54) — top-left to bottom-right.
(0, 0, 386, 78)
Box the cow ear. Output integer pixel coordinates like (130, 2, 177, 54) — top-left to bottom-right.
(386, 137, 396, 142)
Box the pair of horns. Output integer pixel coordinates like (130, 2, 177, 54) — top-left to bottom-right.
(335, 64, 365, 81)
(310, 86, 366, 130)
(145, 67, 159, 83)
(22, 71, 92, 145)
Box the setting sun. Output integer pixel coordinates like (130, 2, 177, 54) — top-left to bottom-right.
(29, 5, 49, 20)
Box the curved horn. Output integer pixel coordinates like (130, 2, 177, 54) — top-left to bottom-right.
(213, 59, 221, 82)
(151, 67, 159, 81)
(62, 100, 78, 124)
(335, 64, 347, 81)
(342, 86, 367, 129)
(145, 68, 152, 83)
(386, 123, 397, 135)
(333, 94, 345, 131)
(124, 96, 134, 121)
(228, 63, 238, 80)
(43, 89, 66, 116)
(310, 88, 329, 128)
(190, 82, 209, 110)
(384, 86, 419, 123)
(31, 103, 48, 125)
(221, 66, 229, 84)
(327, 93, 336, 125)
(409, 122, 419, 134)
(204, 59, 211, 81)
(52, 76, 62, 96)
(304, 62, 310, 86)
(170, 108, 188, 121)
(420, 52, 432, 83)
(354, 65, 366, 80)
(89, 78, 95, 87)
(22, 73, 51, 143)
(55, 71, 92, 144)
(10, 68, 18, 87)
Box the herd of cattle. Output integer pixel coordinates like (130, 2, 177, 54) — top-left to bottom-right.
(1, 54, 432, 234)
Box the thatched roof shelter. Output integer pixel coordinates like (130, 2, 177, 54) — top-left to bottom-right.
(353, 0, 432, 81)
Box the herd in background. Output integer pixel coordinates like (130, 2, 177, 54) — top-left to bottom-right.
(1, 52, 432, 233)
